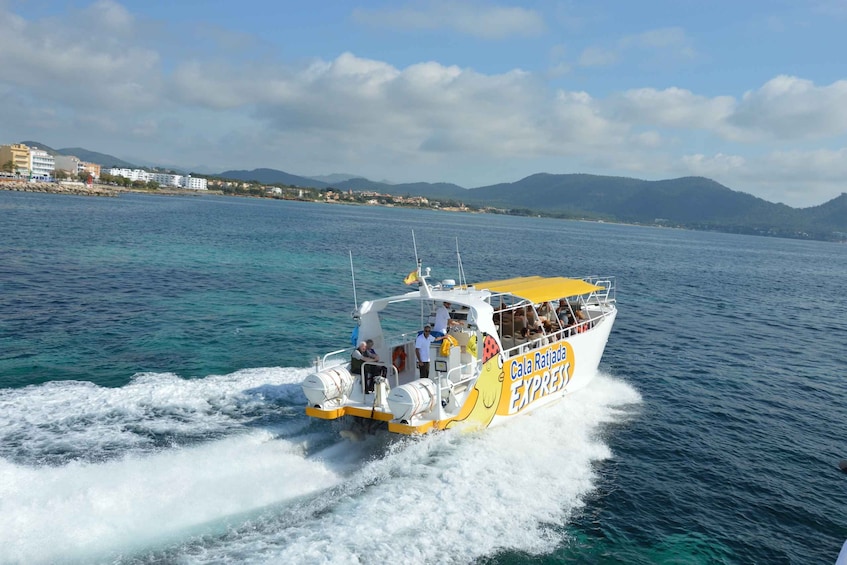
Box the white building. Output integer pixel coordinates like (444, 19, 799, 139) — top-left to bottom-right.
(182, 175, 207, 190)
(107, 168, 151, 182)
(106, 167, 207, 189)
(149, 172, 183, 187)
(29, 150, 55, 180)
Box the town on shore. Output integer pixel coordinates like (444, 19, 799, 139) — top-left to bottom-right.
(0, 142, 477, 212)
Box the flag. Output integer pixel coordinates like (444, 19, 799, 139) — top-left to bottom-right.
(403, 270, 418, 285)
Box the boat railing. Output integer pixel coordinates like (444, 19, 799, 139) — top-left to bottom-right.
(583, 276, 616, 304)
(321, 347, 353, 369)
(501, 311, 614, 356)
(436, 360, 481, 412)
(361, 360, 400, 389)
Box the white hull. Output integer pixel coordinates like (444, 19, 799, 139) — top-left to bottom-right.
(303, 265, 617, 435)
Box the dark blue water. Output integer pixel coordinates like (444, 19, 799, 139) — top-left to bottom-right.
(1, 191, 846, 564)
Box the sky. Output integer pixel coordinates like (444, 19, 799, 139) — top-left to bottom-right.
(2, 1, 847, 207)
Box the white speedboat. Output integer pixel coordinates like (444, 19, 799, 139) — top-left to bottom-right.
(302, 260, 617, 435)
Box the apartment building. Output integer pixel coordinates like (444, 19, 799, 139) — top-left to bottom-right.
(0, 143, 31, 175)
(182, 175, 208, 190)
(29, 149, 55, 180)
(107, 168, 151, 182)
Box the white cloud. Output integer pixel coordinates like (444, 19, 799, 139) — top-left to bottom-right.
(620, 26, 694, 55)
(677, 149, 847, 206)
(577, 47, 618, 67)
(0, 1, 161, 111)
(730, 75, 847, 140)
(352, 1, 546, 39)
(577, 26, 696, 71)
(611, 87, 736, 130)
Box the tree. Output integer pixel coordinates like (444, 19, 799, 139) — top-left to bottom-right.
(1, 160, 13, 174)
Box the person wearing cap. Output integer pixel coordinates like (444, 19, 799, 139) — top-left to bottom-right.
(415, 325, 439, 379)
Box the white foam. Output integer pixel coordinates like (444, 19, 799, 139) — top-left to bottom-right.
(0, 370, 641, 564)
(171, 373, 642, 564)
(0, 429, 344, 564)
(0, 367, 311, 464)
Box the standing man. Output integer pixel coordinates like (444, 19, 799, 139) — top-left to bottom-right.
(415, 325, 436, 379)
(432, 301, 456, 337)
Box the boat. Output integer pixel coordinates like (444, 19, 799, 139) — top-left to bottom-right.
(301, 259, 617, 435)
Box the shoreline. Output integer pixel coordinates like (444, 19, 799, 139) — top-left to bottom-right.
(0, 180, 117, 197)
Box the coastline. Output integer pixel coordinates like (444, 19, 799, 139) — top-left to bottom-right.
(0, 180, 117, 197)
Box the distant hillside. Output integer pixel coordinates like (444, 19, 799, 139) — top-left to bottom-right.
(213, 167, 845, 240)
(307, 173, 360, 184)
(57, 147, 136, 168)
(18, 141, 136, 168)
(218, 168, 328, 188)
(334, 178, 468, 199)
(463, 173, 847, 239)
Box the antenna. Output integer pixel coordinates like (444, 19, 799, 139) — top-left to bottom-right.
(349, 250, 358, 312)
(411, 230, 419, 264)
(455, 237, 467, 288)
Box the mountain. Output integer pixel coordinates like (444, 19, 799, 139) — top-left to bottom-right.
(461, 173, 847, 239)
(307, 173, 361, 184)
(213, 167, 844, 239)
(334, 178, 468, 199)
(57, 147, 136, 168)
(218, 168, 328, 188)
(18, 141, 137, 168)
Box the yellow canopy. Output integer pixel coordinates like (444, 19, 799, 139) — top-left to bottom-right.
(470, 276, 603, 303)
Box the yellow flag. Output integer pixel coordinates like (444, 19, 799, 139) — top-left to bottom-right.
(403, 270, 418, 285)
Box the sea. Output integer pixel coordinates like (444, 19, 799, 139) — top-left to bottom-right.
(1, 190, 845, 564)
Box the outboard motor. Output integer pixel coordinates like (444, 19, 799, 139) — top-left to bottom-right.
(387, 379, 438, 423)
(302, 366, 355, 408)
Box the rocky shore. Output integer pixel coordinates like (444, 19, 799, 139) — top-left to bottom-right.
(0, 180, 118, 197)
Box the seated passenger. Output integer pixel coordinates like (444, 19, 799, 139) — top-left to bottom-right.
(351, 341, 381, 393)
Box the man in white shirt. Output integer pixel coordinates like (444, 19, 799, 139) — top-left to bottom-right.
(432, 301, 454, 337)
(415, 325, 437, 379)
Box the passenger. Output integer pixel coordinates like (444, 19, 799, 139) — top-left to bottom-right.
(351, 341, 380, 393)
(575, 309, 589, 333)
(351, 341, 369, 385)
(365, 339, 387, 377)
(526, 307, 542, 334)
(537, 301, 552, 323)
(415, 325, 443, 379)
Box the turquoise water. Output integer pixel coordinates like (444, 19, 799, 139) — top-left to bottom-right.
(1, 191, 846, 564)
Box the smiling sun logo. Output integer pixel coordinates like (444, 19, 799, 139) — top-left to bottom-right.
(444, 334, 504, 431)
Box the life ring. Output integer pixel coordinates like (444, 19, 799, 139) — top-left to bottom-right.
(392, 346, 407, 372)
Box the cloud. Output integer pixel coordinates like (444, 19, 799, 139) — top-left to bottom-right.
(577, 47, 618, 67)
(351, 1, 546, 39)
(620, 26, 695, 56)
(0, 0, 162, 111)
(578, 26, 697, 70)
(730, 75, 847, 140)
(678, 149, 847, 206)
(611, 87, 736, 130)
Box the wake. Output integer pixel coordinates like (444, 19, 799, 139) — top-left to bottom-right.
(0, 368, 641, 564)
